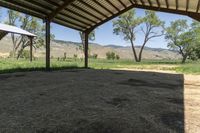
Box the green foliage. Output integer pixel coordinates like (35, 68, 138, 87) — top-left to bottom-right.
(89, 54, 98, 59)
(73, 54, 78, 59)
(138, 11, 164, 61)
(113, 9, 164, 62)
(79, 30, 96, 53)
(3, 9, 55, 59)
(18, 50, 31, 59)
(165, 20, 200, 63)
(106, 52, 120, 60)
(0, 58, 199, 74)
(106, 52, 116, 60)
(62, 52, 67, 61)
(113, 9, 142, 41)
(116, 55, 120, 60)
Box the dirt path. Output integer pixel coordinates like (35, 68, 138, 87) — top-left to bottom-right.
(184, 75, 200, 133)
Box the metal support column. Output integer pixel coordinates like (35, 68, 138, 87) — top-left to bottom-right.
(84, 31, 89, 68)
(46, 20, 51, 71)
(29, 36, 33, 62)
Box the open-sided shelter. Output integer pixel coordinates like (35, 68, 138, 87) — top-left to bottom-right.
(0, 23, 36, 61)
(0, 0, 199, 69)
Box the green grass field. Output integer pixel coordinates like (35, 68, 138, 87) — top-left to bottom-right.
(0, 58, 199, 74)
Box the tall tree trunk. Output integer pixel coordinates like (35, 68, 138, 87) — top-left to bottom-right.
(79, 32, 85, 59)
(11, 33, 16, 58)
(181, 55, 187, 64)
(130, 41, 139, 62)
(138, 41, 147, 62)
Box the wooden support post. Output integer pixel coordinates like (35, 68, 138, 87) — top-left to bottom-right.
(84, 31, 89, 68)
(46, 20, 51, 71)
(29, 36, 33, 62)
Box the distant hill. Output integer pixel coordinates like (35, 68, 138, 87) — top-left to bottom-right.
(0, 37, 181, 60)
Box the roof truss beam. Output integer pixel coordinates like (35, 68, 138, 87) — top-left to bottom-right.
(48, 0, 75, 21)
(86, 2, 200, 32)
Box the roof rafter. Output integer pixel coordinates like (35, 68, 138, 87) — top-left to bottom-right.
(156, 0, 160, 8)
(118, 0, 127, 8)
(0, 1, 45, 19)
(176, 0, 178, 10)
(132, 0, 138, 4)
(93, 0, 114, 15)
(186, 0, 189, 11)
(106, 0, 120, 12)
(140, 0, 145, 6)
(1, 0, 200, 32)
(79, 1, 108, 18)
(165, 0, 169, 8)
(71, 3, 102, 21)
(65, 8, 97, 23)
(129, 0, 134, 5)
(48, 0, 75, 21)
(86, 2, 200, 32)
(196, 0, 200, 12)
(147, 0, 152, 6)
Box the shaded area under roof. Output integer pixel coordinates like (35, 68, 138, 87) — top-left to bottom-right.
(0, 0, 199, 32)
(0, 23, 36, 40)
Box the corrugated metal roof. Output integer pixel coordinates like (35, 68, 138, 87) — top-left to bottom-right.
(0, 23, 36, 39)
(0, 0, 199, 32)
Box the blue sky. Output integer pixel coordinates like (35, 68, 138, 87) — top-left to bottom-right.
(1, 8, 193, 49)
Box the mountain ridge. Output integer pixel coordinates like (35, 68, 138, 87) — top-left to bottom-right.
(0, 37, 181, 60)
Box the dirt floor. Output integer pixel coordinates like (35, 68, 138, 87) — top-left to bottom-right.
(0, 69, 199, 133)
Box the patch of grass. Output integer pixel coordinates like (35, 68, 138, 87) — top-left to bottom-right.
(175, 63, 200, 74)
(0, 58, 199, 74)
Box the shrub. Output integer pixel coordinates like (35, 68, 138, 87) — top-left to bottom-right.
(19, 50, 32, 59)
(89, 54, 98, 59)
(74, 54, 77, 58)
(116, 55, 120, 60)
(63, 52, 67, 60)
(106, 51, 116, 60)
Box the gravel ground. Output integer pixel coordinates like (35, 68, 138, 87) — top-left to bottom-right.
(0, 69, 190, 133)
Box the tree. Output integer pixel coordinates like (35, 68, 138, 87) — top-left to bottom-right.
(190, 21, 200, 60)
(165, 20, 198, 63)
(5, 10, 20, 57)
(113, 9, 142, 62)
(138, 10, 164, 61)
(4, 10, 54, 60)
(113, 10, 164, 62)
(16, 14, 47, 59)
(79, 30, 95, 53)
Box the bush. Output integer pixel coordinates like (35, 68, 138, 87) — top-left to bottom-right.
(116, 55, 120, 60)
(19, 50, 32, 59)
(9, 51, 15, 58)
(106, 52, 116, 60)
(73, 54, 78, 61)
(106, 52, 120, 60)
(89, 54, 98, 59)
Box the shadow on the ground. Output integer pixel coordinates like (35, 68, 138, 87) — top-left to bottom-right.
(0, 69, 184, 133)
(0, 66, 86, 74)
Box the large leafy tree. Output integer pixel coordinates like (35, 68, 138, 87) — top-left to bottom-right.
(139, 10, 164, 61)
(113, 9, 164, 62)
(165, 19, 199, 63)
(5, 10, 20, 57)
(16, 14, 47, 59)
(4, 9, 54, 59)
(113, 9, 142, 62)
(190, 21, 200, 60)
(79, 30, 95, 56)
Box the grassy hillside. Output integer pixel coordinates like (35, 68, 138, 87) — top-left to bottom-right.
(0, 36, 181, 60)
